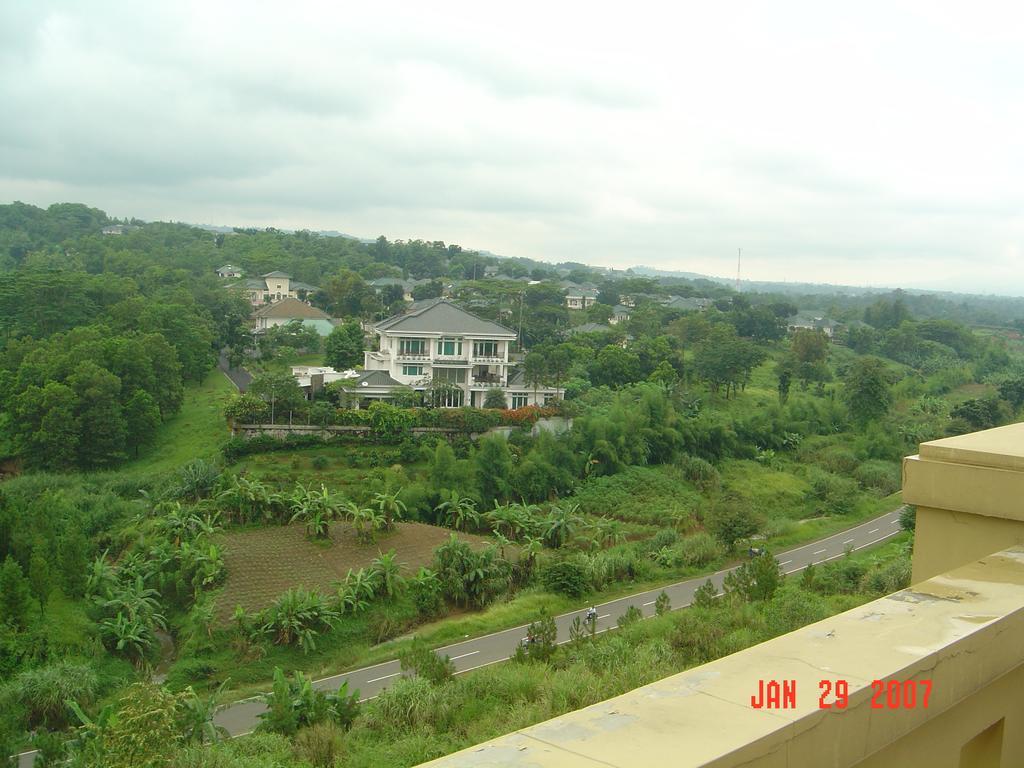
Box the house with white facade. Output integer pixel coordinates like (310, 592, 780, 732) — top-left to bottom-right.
(235, 271, 320, 306)
(610, 304, 631, 325)
(787, 313, 839, 338)
(564, 285, 599, 310)
(361, 298, 559, 408)
(252, 298, 336, 336)
(216, 264, 243, 278)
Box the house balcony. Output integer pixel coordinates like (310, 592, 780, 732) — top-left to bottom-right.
(470, 375, 506, 388)
(396, 352, 430, 362)
(434, 354, 469, 365)
(471, 355, 507, 364)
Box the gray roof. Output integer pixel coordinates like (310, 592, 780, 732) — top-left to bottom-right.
(663, 296, 711, 311)
(369, 277, 405, 287)
(216, 264, 241, 272)
(240, 278, 267, 290)
(344, 370, 402, 388)
(290, 281, 320, 292)
(375, 299, 516, 337)
(262, 271, 292, 278)
(612, 304, 631, 314)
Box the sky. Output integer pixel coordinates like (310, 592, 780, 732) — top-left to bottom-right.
(2, 2, 1023, 294)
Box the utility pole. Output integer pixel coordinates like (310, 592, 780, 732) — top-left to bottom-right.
(517, 290, 526, 352)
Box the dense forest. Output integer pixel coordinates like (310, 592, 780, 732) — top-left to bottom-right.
(1, 201, 1023, 767)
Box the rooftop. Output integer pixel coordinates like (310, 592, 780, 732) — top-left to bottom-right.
(252, 297, 331, 319)
(261, 270, 292, 278)
(375, 298, 516, 337)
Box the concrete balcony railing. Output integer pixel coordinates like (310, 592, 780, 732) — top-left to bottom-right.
(471, 355, 507, 364)
(418, 423, 1024, 768)
(395, 352, 431, 362)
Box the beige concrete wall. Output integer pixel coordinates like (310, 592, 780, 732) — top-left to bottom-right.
(855, 663, 1024, 768)
(912, 505, 1024, 584)
(903, 424, 1024, 582)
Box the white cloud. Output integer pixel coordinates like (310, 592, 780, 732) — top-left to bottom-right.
(1, 1, 1023, 293)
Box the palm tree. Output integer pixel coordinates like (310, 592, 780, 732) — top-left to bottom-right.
(374, 489, 407, 531)
(179, 681, 230, 744)
(343, 502, 383, 544)
(370, 550, 406, 598)
(520, 535, 543, 578)
(544, 503, 582, 548)
(435, 494, 480, 532)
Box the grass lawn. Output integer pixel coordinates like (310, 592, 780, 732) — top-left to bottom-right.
(122, 368, 235, 475)
(214, 521, 494, 622)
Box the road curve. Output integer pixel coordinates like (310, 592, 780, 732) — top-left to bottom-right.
(17, 506, 905, 765)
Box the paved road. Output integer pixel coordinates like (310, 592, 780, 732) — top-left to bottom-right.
(16, 506, 904, 765)
(218, 350, 252, 392)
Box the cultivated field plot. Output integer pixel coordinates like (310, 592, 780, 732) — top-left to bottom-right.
(214, 521, 492, 622)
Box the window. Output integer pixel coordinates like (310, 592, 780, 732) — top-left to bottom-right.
(473, 340, 499, 358)
(511, 393, 529, 408)
(436, 338, 463, 356)
(399, 338, 426, 355)
(402, 365, 424, 377)
(434, 367, 466, 383)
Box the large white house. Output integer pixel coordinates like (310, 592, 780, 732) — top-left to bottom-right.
(361, 298, 559, 408)
(235, 271, 320, 306)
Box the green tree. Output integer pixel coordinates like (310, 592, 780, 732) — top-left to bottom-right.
(0, 556, 33, 629)
(11, 381, 80, 470)
(483, 388, 508, 409)
(706, 494, 761, 552)
(324, 320, 365, 370)
(589, 344, 642, 388)
(843, 356, 893, 425)
(68, 362, 127, 469)
(28, 542, 52, 611)
(60, 527, 91, 597)
(123, 390, 161, 458)
(692, 579, 718, 609)
(474, 435, 513, 503)
(249, 371, 306, 422)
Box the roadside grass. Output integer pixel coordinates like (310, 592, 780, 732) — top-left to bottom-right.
(122, 368, 235, 475)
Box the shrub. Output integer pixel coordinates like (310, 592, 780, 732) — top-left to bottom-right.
(293, 722, 345, 768)
(542, 560, 589, 598)
(817, 446, 859, 475)
(677, 533, 724, 568)
(399, 638, 455, 684)
(853, 460, 901, 495)
(899, 505, 916, 532)
(861, 557, 912, 594)
(259, 588, 339, 652)
(764, 584, 830, 636)
(311, 455, 329, 470)
(8, 661, 98, 729)
(617, 605, 642, 629)
(654, 591, 671, 616)
(645, 528, 679, 553)
(804, 469, 859, 515)
(675, 454, 721, 491)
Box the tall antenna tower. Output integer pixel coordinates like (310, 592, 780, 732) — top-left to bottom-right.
(736, 248, 742, 292)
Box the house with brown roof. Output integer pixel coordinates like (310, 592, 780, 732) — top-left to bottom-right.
(252, 298, 336, 336)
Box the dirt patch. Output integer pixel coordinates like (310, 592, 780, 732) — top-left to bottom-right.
(214, 521, 493, 623)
